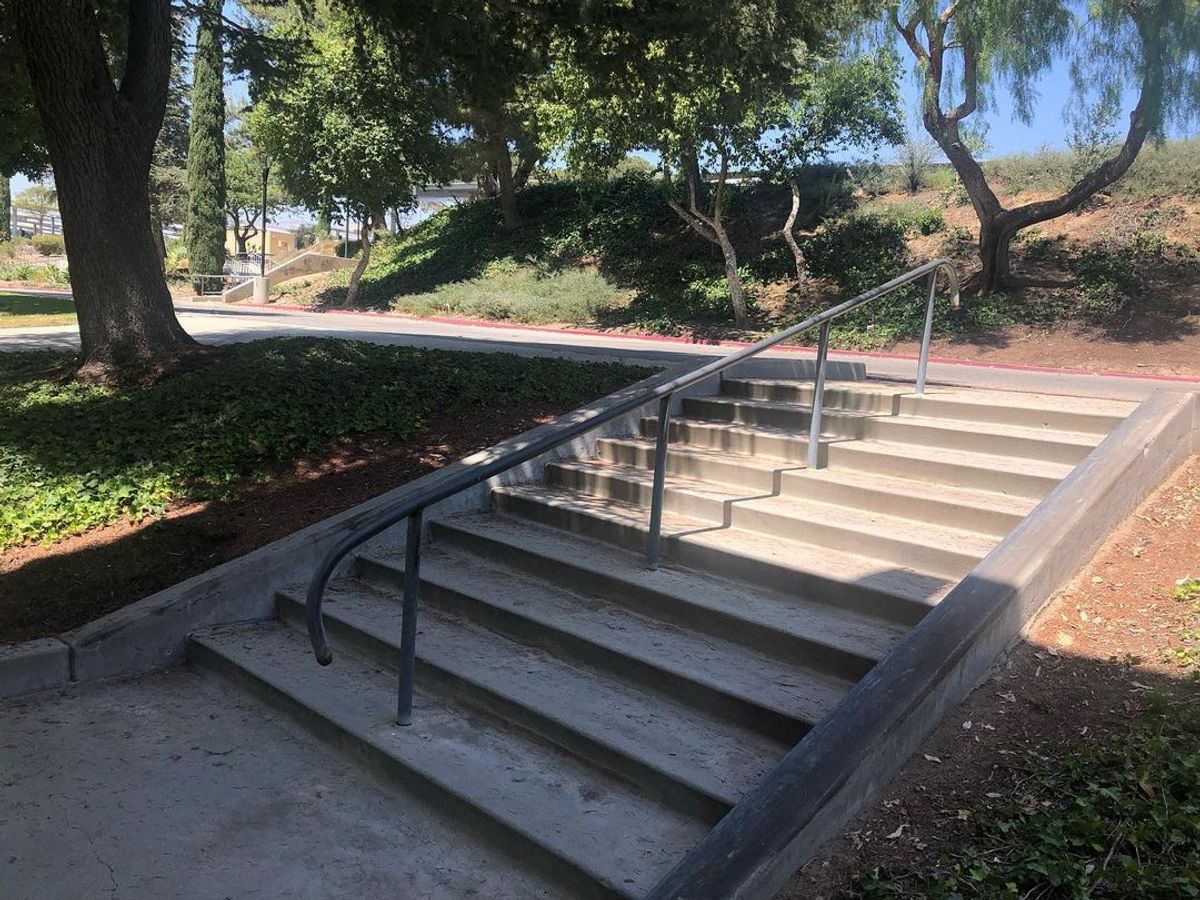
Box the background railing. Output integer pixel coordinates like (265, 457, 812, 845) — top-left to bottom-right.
(305, 258, 960, 725)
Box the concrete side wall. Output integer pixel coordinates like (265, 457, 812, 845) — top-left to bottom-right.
(222, 252, 355, 303)
(648, 389, 1200, 900)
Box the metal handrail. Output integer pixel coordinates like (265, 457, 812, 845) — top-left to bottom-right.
(304, 258, 959, 725)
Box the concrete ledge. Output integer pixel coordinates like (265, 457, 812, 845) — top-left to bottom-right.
(647, 389, 1200, 900)
(0, 638, 70, 698)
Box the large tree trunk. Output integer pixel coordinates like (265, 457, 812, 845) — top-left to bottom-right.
(344, 214, 373, 307)
(14, 0, 195, 383)
(782, 178, 806, 285)
(489, 131, 519, 230)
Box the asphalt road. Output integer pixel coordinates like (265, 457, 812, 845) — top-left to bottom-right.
(3, 298, 1197, 402)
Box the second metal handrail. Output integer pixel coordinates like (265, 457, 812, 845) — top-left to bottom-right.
(305, 258, 959, 725)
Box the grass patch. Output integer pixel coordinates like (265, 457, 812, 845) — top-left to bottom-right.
(0, 338, 654, 549)
(388, 265, 629, 325)
(0, 292, 76, 328)
(854, 687, 1200, 899)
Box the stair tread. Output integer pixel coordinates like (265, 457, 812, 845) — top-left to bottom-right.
(433, 513, 907, 662)
(192, 622, 708, 898)
(692, 395, 1103, 446)
(362, 544, 856, 728)
(595, 437, 1042, 511)
(550, 458, 998, 563)
(491, 483, 954, 606)
(278, 580, 787, 810)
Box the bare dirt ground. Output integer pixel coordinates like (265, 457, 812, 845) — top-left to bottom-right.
(785, 454, 1200, 899)
(0, 404, 562, 642)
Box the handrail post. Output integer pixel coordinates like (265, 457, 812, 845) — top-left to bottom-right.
(807, 322, 831, 470)
(915, 270, 939, 394)
(646, 394, 672, 570)
(396, 509, 423, 726)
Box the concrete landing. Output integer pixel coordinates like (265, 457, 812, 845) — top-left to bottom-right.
(0, 670, 560, 899)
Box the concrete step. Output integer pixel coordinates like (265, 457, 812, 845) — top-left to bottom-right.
(682, 395, 1100, 465)
(720, 379, 1132, 435)
(274, 583, 785, 822)
(354, 547, 855, 745)
(546, 459, 993, 579)
(489, 485, 950, 626)
(598, 436, 1035, 537)
(190, 623, 709, 900)
(428, 513, 906, 679)
(648, 417, 1073, 500)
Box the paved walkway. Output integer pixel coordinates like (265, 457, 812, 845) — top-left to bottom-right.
(3, 298, 1198, 402)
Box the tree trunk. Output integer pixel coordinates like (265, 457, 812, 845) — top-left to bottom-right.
(371, 206, 389, 234)
(344, 214, 372, 307)
(14, 0, 195, 382)
(489, 131, 519, 229)
(713, 222, 749, 328)
(513, 151, 538, 190)
(976, 215, 1015, 294)
(0, 175, 10, 242)
(783, 178, 806, 285)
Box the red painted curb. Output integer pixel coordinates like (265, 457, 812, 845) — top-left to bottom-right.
(238, 302, 1200, 385)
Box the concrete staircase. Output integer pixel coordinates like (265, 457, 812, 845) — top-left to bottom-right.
(188, 377, 1131, 898)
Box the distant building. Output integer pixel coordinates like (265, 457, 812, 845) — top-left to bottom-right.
(225, 227, 298, 258)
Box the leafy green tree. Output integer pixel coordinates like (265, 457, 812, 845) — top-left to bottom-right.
(225, 146, 286, 255)
(892, 0, 1200, 292)
(248, 8, 448, 305)
(542, 1, 862, 326)
(185, 0, 227, 280)
(759, 52, 904, 283)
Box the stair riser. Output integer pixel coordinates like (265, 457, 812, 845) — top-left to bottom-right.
(598, 439, 782, 491)
(777, 472, 1026, 539)
(429, 520, 883, 681)
(896, 396, 1125, 436)
(721, 381, 1124, 435)
(491, 492, 935, 627)
(357, 557, 810, 747)
(188, 639, 624, 900)
(547, 464, 984, 579)
(597, 441, 1026, 538)
(274, 593, 731, 825)
(653, 418, 1061, 500)
(722, 381, 900, 414)
(682, 397, 1094, 465)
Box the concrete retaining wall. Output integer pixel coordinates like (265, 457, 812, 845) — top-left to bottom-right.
(221, 252, 355, 303)
(647, 389, 1200, 900)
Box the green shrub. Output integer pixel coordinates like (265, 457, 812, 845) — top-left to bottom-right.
(31, 234, 64, 256)
(0, 338, 655, 548)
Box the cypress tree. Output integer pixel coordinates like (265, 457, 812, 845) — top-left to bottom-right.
(185, 0, 227, 282)
(1, 175, 10, 242)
